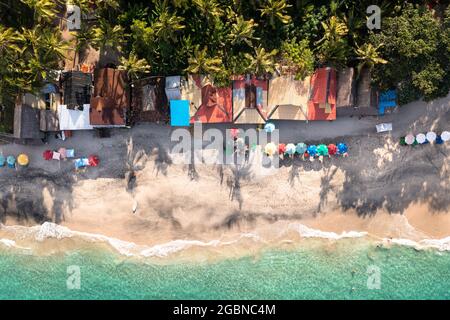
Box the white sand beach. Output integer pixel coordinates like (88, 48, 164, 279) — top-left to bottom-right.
(0, 93, 449, 257)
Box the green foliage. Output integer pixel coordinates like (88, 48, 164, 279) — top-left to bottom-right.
(118, 52, 151, 80)
(280, 38, 314, 80)
(185, 46, 223, 74)
(371, 4, 450, 104)
(259, 0, 292, 28)
(245, 46, 278, 76)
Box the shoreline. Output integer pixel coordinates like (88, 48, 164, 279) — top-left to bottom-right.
(0, 93, 449, 262)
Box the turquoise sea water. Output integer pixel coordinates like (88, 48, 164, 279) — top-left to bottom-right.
(0, 239, 449, 300)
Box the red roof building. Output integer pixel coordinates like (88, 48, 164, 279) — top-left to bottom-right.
(308, 68, 337, 121)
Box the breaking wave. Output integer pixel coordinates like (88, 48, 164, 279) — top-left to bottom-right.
(0, 222, 449, 258)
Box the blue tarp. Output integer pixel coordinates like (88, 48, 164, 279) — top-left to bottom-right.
(379, 90, 397, 115)
(170, 100, 190, 126)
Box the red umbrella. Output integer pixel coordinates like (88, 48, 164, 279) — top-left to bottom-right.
(278, 143, 286, 154)
(43, 150, 53, 161)
(304, 152, 309, 158)
(88, 155, 99, 167)
(327, 144, 337, 155)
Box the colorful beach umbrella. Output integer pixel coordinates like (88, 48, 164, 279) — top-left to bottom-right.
(285, 143, 296, 155)
(441, 131, 450, 142)
(317, 144, 329, 156)
(17, 154, 29, 166)
(88, 155, 100, 167)
(6, 155, 15, 168)
(426, 132, 436, 143)
(58, 148, 67, 159)
(278, 143, 286, 155)
(264, 142, 277, 156)
(307, 145, 317, 157)
(337, 143, 348, 154)
(264, 122, 276, 133)
(0, 155, 5, 167)
(43, 150, 53, 161)
(327, 144, 337, 155)
(416, 133, 426, 144)
(405, 134, 415, 145)
(296, 143, 307, 155)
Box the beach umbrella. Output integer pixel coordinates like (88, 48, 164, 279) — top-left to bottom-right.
(264, 122, 275, 133)
(327, 144, 337, 155)
(17, 154, 29, 167)
(285, 143, 296, 155)
(88, 155, 100, 167)
(6, 155, 15, 168)
(229, 128, 239, 139)
(317, 144, 329, 156)
(399, 137, 407, 146)
(416, 133, 426, 144)
(436, 135, 444, 145)
(296, 143, 307, 155)
(264, 142, 277, 156)
(426, 132, 436, 143)
(337, 143, 348, 154)
(441, 131, 450, 142)
(307, 145, 317, 157)
(58, 148, 67, 159)
(0, 155, 5, 167)
(74, 158, 85, 169)
(43, 150, 53, 161)
(278, 143, 286, 154)
(405, 134, 415, 145)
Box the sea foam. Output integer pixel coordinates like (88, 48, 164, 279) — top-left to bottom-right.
(1, 222, 449, 258)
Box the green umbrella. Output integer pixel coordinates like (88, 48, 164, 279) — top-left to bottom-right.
(317, 144, 329, 156)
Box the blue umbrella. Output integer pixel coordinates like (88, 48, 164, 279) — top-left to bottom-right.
(337, 143, 348, 154)
(6, 155, 15, 168)
(0, 155, 5, 167)
(296, 143, 307, 155)
(264, 122, 275, 133)
(307, 145, 317, 157)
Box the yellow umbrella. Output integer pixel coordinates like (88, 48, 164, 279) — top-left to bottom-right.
(17, 154, 29, 166)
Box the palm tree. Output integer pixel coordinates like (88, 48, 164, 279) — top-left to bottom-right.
(317, 16, 348, 45)
(0, 26, 22, 57)
(244, 46, 278, 76)
(193, 0, 223, 21)
(118, 52, 151, 80)
(316, 16, 350, 67)
(185, 46, 222, 74)
(355, 43, 387, 77)
(91, 19, 126, 53)
(152, 2, 185, 42)
(229, 16, 258, 47)
(259, 0, 292, 28)
(20, 0, 58, 22)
